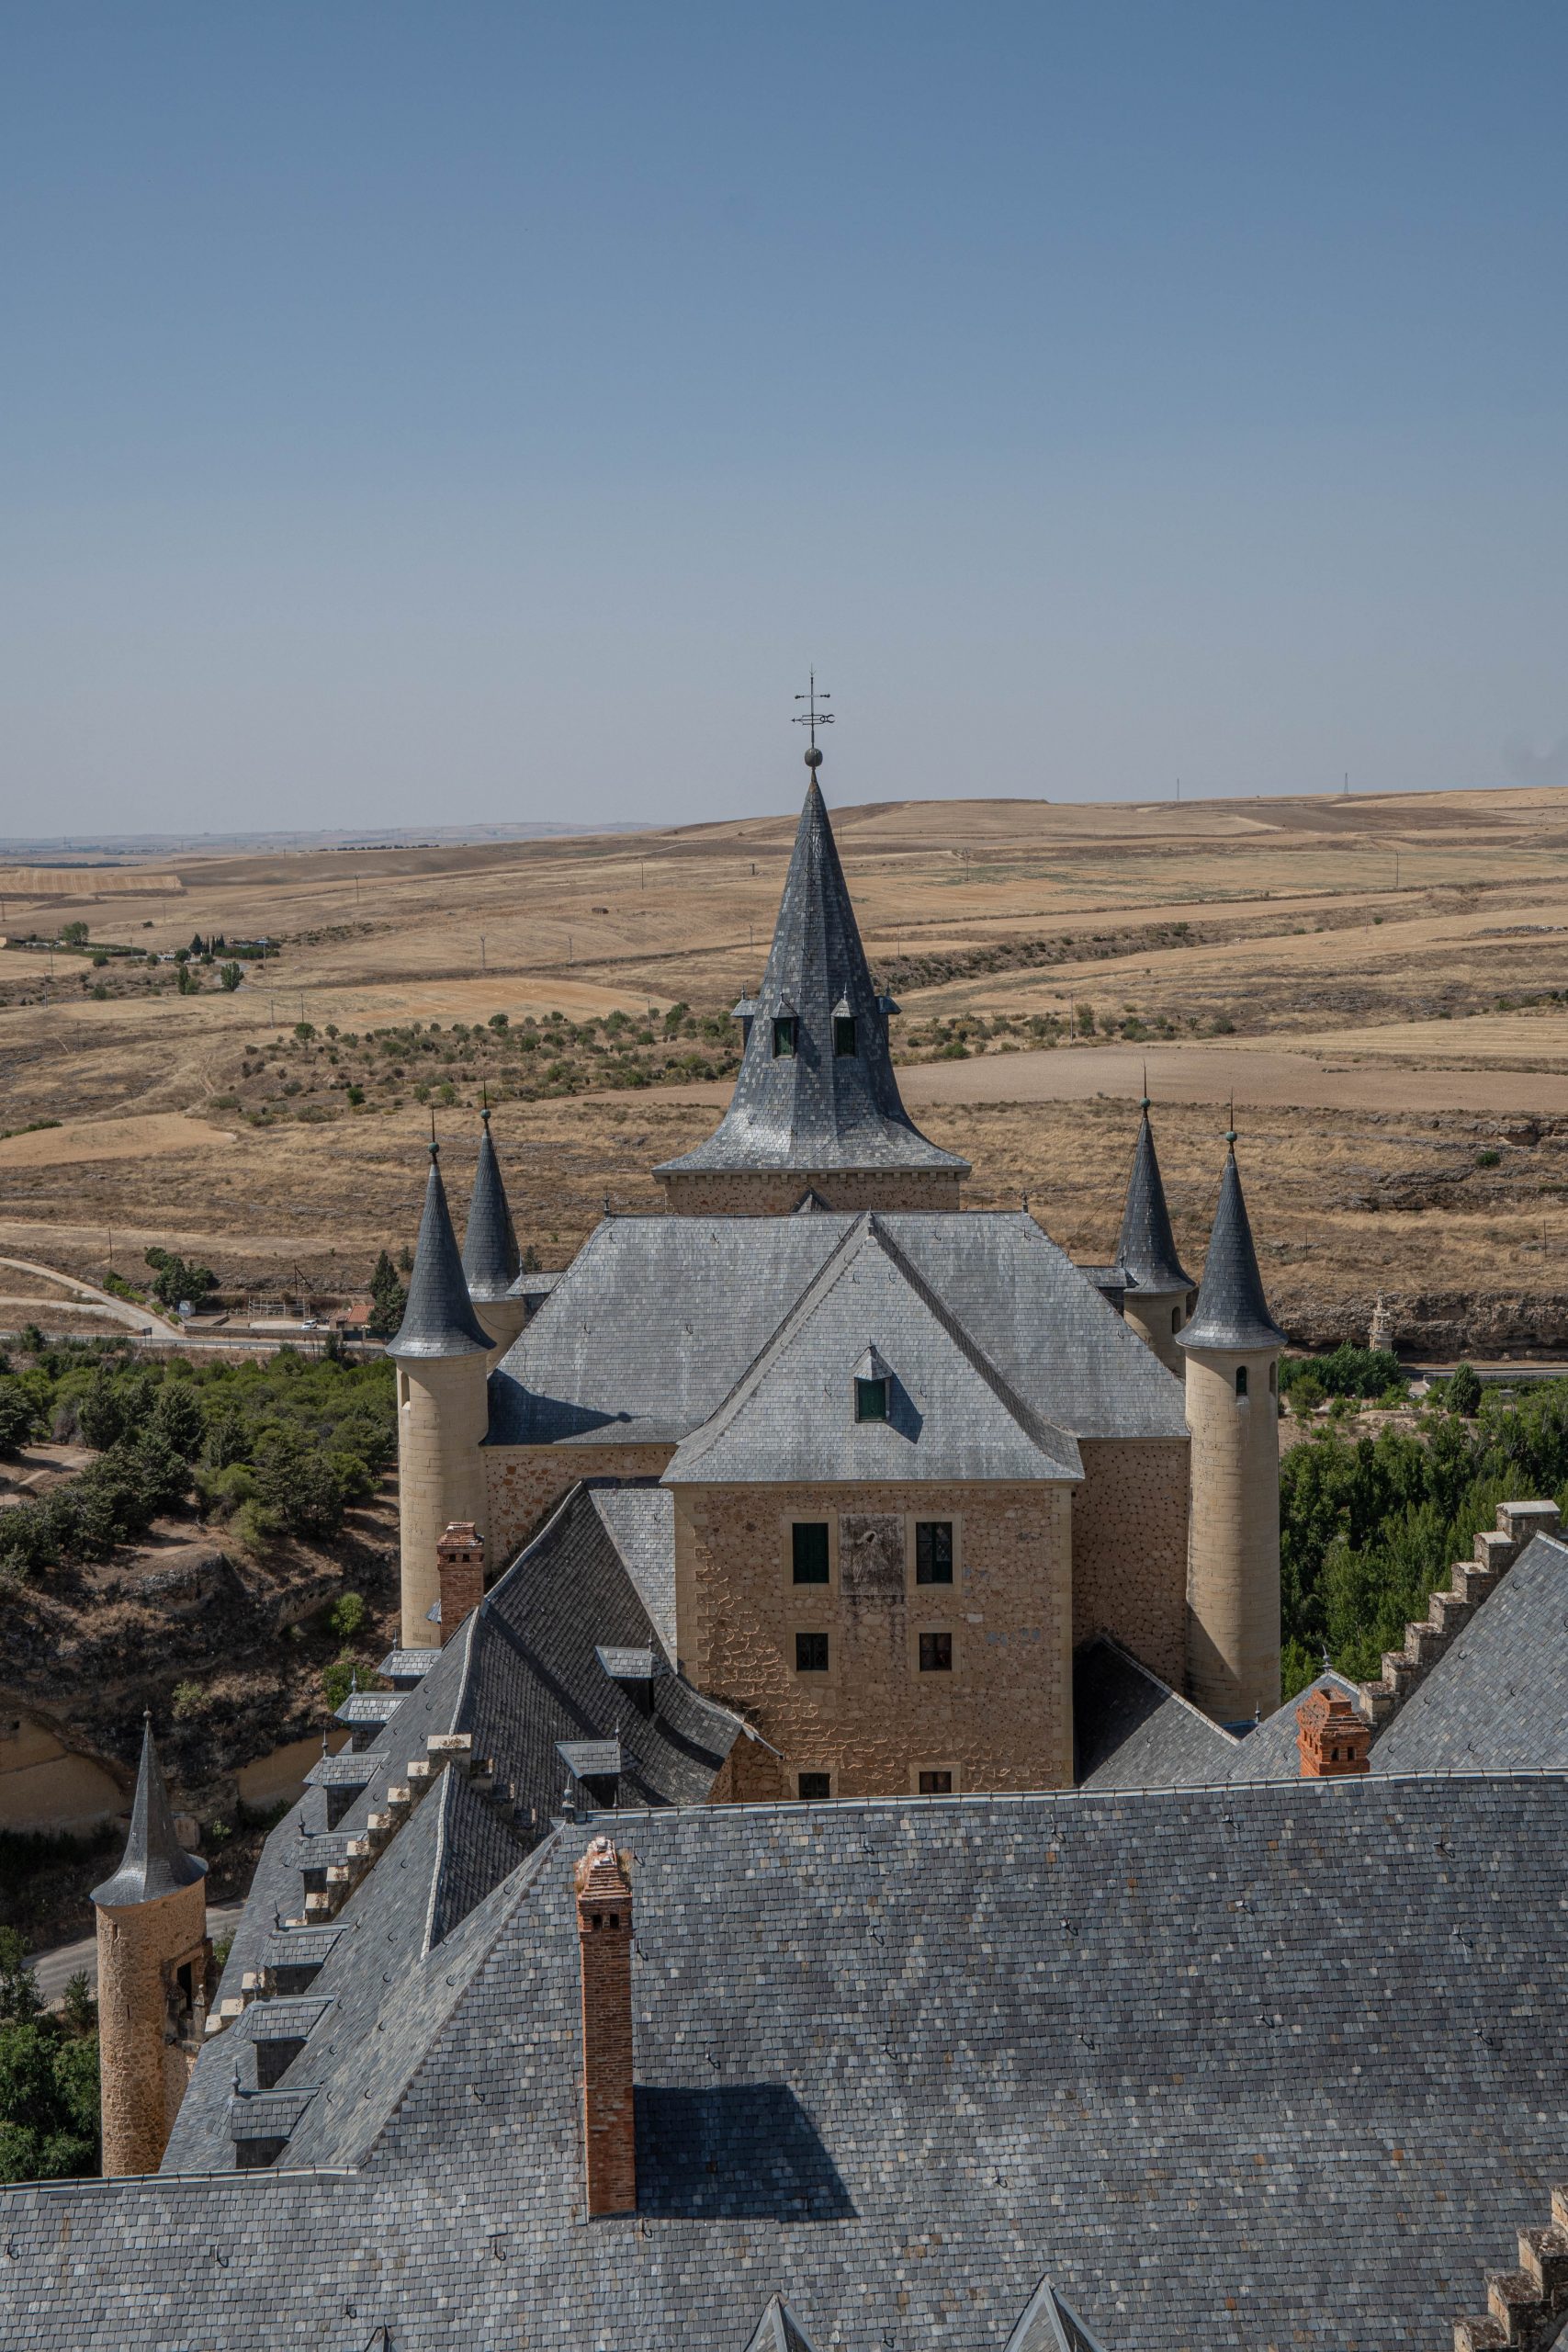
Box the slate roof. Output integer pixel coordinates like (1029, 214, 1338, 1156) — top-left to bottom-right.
(389, 1143, 491, 1360)
(1179, 1143, 1287, 1353)
(1115, 1109, 1192, 1295)
(491, 1210, 1187, 1450)
(88, 1714, 207, 1907)
(668, 1216, 1081, 1486)
(1072, 1636, 1238, 1789)
(656, 780, 967, 1179)
(589, 1485, 676, 1657)
(12, 1775, 1568, 2351)
(1219, 1668, 1363, 1780)
(460, 1108, 521, 1301)
(1371, 1531, 1568, 1772)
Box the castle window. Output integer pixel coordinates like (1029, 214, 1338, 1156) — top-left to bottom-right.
(1171, 1306, 1180, 1333)
(918, 1769, 953, 1794)
(915, 1521, 953, 1584)
(1269, 1361, 1278, 1394)
(795, 1631, 829, 1673)
(919, 1632, 953, 1673)
(773, 1017, 797, 1057)
(833, 1015, 857, 1057)
(1235, 1365, 1248, 1398)
(798, 1772, 831, 1801)
(854, 1375, 889, 1423)
(792, 1521, 830, 1584)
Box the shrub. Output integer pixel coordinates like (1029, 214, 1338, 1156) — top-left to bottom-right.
(171, 1679, 205, 1721)
(1476, 1148, 1500, 1168)
(231, 1498, 281, 1555)
(329, 1590, 367, 1640)
(219, 963, 243, 991)
(321, 1649, 368, 1711)
(0, 1383, 38, 1456)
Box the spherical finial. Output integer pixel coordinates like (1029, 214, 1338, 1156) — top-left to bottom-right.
(804, 746, 823, 770)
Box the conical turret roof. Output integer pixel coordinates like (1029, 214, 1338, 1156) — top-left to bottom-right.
(1116, 1108, 1192, 1295)
(656, 777, 967, 1181)
(91, 1714, 207, 1907)
(461, 1110, 520, 1302)
(389, 1144, 491, 1360)
(1179, 1142, 1286, 1352)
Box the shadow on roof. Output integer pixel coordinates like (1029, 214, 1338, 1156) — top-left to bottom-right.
(636, 2082, 856, 2221)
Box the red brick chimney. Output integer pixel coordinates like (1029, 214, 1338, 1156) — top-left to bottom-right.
(1296, 1686, 1372, 1778)
(435, 1521, 484, 1645)
(575, 1834, 636, 2218)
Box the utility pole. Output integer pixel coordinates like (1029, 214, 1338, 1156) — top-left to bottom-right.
(479, 934, 487, 972)
(1394, 852, 1400, 889)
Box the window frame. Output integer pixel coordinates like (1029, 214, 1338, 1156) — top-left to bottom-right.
(797, 1770, 833, 1802)
(905, 1511, 962, 1597)
(772, 1016, 798, 1058)
(832, 1014, 857, 1057)
(794, 1628, 831, 1677)
(853, 1374, 890, 1424)
(917, 1628, 954, 1675)
(1235, 1364, 1249, 1399)
(783, 1513, 837, 1596)
(912, 1763, 960, 1796)
(913, 1518, 954, 1586)
(790, 1519, 831, 1586)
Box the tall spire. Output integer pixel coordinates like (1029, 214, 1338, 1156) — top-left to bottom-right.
(656, 726, 967, 1193)
(389, 1142, 491, 1359)
(1179, 1135, 1286, 1351)
(1116, 1100, 1192, 1295)
(91, 1714, 206, 1907)
(461, 1105, 520, 1302)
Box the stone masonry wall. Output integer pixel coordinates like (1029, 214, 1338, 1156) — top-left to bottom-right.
(1070, 1438, 1190, 1688)
(485, 1444, 675, 1566)
(96, 1876, 207, 2177)
(672, 1480, 1074, 1797)
(657, 1168, 963, 1216)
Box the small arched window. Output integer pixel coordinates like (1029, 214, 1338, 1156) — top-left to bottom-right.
(1269, 1361, 1278, 1394)
(1170, 1306, 1180, 1333)
(1235, 1364, 1248, 1398)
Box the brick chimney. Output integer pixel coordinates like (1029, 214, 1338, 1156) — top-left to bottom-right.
(435, 1521, 484, 1645)
(574, 1834, 636, 2218)
(1296, 1686, 1371, 1778)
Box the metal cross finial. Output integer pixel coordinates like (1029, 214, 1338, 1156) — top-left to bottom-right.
(793, 668, 834, 765)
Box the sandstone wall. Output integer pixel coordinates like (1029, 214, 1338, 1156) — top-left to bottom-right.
(96, 1877, 208, 2177)
(396, 1356, 490, 1648)
(1069, 1438, 1190, 1687)
(672, 1480, 1074, 1797)
(1121, 1289, 1189, 1376)
(1185, 1350, 1282, 1724)
(657, 1168, 963, 1216)
(484, 1443, 675, 1566)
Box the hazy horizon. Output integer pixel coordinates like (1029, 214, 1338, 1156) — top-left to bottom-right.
(4, 4, 1566, 833)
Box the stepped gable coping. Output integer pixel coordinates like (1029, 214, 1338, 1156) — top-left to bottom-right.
(1368, 1513, 1568, 1765)
(664, 1212, 1081, 1486)
(389, 1142, 491, 1360)
(461, 1107, 521, 1301)
(655, 779, 967, 1179)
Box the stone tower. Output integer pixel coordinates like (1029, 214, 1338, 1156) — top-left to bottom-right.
(1179, 1134, 1286, 1727)
(654, 763, 969, 1214)
(92, 1714, 209, 2177)
(461, 1106, 526, 1366)
(1114, 1096, 1194, 1374)
(389, 1141, 493, 1647)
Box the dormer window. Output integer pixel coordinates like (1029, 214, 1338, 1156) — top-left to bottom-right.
(833, 1015, 857, 1057)
(773, 1017, 797, 1058)
(854, 1375, 889, 1423)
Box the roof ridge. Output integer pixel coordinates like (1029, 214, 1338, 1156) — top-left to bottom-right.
(1083, 1632, 1245, 1746)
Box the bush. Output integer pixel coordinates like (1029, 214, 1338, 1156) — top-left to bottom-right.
(1280, 1347, 1405, 1403)
(231, 1498, 281, 1555)
(329, 1590, 367, 1640)
(321, 1649, 368, 1711)
(219, 963, 243, 991)
(171, 1679, 205, 1721)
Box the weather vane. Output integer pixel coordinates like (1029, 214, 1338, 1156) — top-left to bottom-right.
(793, 669, 834, 770)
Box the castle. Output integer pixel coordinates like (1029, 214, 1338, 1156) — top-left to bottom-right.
(7, 760, 1568, 2352)
(391, 766, 1286, 1797)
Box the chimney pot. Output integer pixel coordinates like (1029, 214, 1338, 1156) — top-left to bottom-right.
(1295, 1686, 1372, 1778)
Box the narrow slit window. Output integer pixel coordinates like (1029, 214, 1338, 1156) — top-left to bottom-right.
(773, 1017, 797, 1058)
(833, 1015, 857, 1057)
(919, 1632, 953, 1674)
(915, 1521, 953, 1584)
(1235, 1365, 1248, 1398)
(918, 1769, 953, 1794)
(1170, 1306, 1181, 1333)
(797, 1772, 831, 1801)
(854, 1375, 889, 1423)
(795, 1631, 829, 1674)
(792, 1521, 830, 1585)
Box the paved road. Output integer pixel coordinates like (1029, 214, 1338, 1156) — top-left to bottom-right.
(0, 1254, 183, 1340)
(29, 1901, 248, 2007)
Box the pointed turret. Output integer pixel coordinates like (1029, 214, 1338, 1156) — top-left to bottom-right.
(461, 1109, 528, 1363)
(93, 1715, 209, 2176)
(1115, 1101, 1194, 1373)
(389, 1143, 491, 1360)
(1179, 1140, 1286, 1353)
(462, 1108, 520, 1302)
(1180, 1132, 1285, 1728)
(389, 1143, 491, 1646)
(656, 773, 967, 1214)
(91, 1713, 207, 1909)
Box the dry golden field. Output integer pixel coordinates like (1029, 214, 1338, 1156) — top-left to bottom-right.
(5, 782, 1568, 1355)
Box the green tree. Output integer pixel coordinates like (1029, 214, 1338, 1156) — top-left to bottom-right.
(59, 921, 89, 946)
(367, 1250, 406, 1340)
(254, 1425, 344, 1541)
(0, 1382, 38, 1456)
(219, 962, 243, 991)
(1448, 1362, 1483, 1418)
(148, 1379, 206, 1461)
(143, 1249, 216, 1314)
(175, 962, 197, 995)
(0, 2021, 100, 2180)
(76, 1365, 155, 1453)
(0, 1928, 42, 2025)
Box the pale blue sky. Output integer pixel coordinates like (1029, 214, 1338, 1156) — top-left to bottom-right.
(3, 3, 1566, 831)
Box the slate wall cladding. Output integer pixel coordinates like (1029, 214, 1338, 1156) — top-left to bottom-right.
(485, 1443, 675, 1563)
(672, 1479, 1074, 1794)
(659, 1167, 964, 1215)
(1069, 1437, 1190, 1687)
